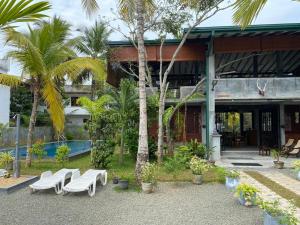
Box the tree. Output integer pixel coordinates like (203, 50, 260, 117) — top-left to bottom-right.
(0, 0, 50, 29)
(0, 17, 106, 167)
(76, 21, 111, 99)
(81, 0, 99, 17)
(109, 79, 138, 164)
(233, 0, 300, 28)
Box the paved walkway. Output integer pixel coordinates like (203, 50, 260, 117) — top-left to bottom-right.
(240, 171, 300, 220)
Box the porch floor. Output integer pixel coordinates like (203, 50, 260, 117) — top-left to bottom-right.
(217, 150, 297, 169)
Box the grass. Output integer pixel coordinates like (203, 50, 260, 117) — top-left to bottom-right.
(18, 153, 225, 192)
(245, 171, 300, 208)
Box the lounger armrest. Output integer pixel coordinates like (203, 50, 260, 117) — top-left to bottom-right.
(71, 170, 80, 181)
(41, 171, 52, 179)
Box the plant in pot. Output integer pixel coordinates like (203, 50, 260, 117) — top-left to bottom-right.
(235, 183, 259, 207)
(111, 170, 119, 184)
(118, 175, 129, 190)
(0, 151, 14, 170)
(292, 160, 300, 181)
(189, 156, 210, 185)
(271, 149, 284, 169)
(258, 199, 299, 225)
(224, 170, 240, 191)
(141, 162, 157, 194)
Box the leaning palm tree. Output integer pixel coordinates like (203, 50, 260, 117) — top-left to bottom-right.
(0, 0, 50, 29)
(76, 21, 111, 99)
(233, 0, 300, 28)
(109, 79, 138, 164)
(0, 17, 106, 167)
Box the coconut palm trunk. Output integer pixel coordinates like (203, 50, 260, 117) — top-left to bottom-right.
(157, 95, 165, 163)
(26, 84, 39, 167)
(135, 0, 149, 183)
(119, 125, 125, 164)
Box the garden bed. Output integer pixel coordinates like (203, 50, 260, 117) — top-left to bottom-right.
(0, 176, 38, 194)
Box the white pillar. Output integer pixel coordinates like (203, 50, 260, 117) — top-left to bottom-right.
(212, 132, 221, 161)
(279, 104, 285, 146)
(201, 104, 206, 144)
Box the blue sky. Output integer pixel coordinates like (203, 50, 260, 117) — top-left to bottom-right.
(2, 0, 300, 75)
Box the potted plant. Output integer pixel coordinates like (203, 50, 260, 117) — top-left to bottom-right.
(0, 151, 14, 170)
(189, 156, 210, 185)
(225, 170, 240, 190)
(118, 175, 129, 190)
(141, 162, 157, 193)
(292, 160, 300, 180)
(235, 183, 259, 207)
(271, 149, 284, 169)
(111, 170, 119, 184)
(258, 199, 299, 225)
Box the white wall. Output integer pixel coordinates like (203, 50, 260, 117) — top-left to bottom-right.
(0, 85, 10, 125)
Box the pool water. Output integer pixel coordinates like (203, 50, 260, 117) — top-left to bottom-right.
(1, 140, 91, 158)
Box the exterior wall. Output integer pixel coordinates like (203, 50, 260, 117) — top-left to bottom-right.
(0, 85, 10, 125)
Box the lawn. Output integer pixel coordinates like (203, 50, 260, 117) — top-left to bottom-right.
(19, 153, 225, 185)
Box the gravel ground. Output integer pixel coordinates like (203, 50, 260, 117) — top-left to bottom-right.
(0, 182, 263, 225)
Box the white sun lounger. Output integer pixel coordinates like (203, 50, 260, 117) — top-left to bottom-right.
(62, 169, 107, 197)
(0, 169, 8, 177)
(29, 168, 79, 194)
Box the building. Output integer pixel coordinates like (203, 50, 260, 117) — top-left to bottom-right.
(107, 23, 300, 160)
(0, 59, 10, 125)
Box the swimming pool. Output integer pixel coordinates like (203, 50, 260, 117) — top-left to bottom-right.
(0, 140, 91, 158)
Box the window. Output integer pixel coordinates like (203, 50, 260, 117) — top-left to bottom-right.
(70, 97, 79, 106)
(295, 112, 299, 124)
(243, 112, 253, 131)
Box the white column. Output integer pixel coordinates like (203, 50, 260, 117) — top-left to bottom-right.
(279, 104, 286, 146)
(201, 104, 206, 144)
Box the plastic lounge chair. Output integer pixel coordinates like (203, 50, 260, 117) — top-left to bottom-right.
(62, 169, 107, 197)
(29, 168, 79, 194)
(281, 138, 294, 155)
(0, 169, 8, 177)
(287, 140, 300, 158)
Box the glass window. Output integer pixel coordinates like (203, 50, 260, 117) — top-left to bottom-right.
(295, 112, 299, 124)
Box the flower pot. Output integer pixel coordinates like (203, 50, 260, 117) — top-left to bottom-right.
(297, 171, 300, 181)
(273, 161, 284, 169)
(238, 192, 256, 207)
(141, 182, 153, 193)
(263, 212, 282, 225)
(112, 177, 119, 184)
(118, 180, 129, 190)
(192, 174, 203, 185)
(225, 177, 239, 191)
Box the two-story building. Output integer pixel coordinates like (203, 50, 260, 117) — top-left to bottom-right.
(107, 23, 300, 160)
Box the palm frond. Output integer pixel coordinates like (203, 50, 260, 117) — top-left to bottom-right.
(51, 57, 106, 82)
(0, 0, 51, 28)
(118, 0, 155, 22)
(233, 0, 267, 29)
(0, 73, 22, 87)
(41, 78, 64, 133)
(81, 0, 99, 18)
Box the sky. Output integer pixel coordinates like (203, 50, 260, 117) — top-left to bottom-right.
(1, 0, 300, 75)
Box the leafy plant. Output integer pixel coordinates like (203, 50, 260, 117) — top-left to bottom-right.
(235, 183, 259, 206)
(55, 145, 70, 166)
(0, 151, 14, 170)
(271, 149, 282, 162)
(30, 140, 46, 161)
(91, 140, 115, 169)
(164, 156, 185, 180)
(292, 160, 300, 172)
(189, 156, 210, 175)
(258, 199, 299, 225)
(225, 170, 240, 179)
(141, 162, 157, 184)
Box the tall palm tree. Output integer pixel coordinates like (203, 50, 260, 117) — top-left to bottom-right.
(81, 0, 99, 17)
(0, 0, 50, 28)
(233, 0, 300, 28)
(76, 21, 111, 99)
(0, 17, 106, 167)
(109, 79, 138, 164)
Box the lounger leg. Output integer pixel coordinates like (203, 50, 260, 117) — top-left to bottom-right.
(30, 187, 35, 194)
(55, 182, 62, 194)
(88, 182, 96, 197)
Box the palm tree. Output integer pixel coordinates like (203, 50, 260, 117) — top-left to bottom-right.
(109, 79, 138, 164)
(0, 17, 106, 167)
(81, 0, 99, 17)
(76, 21, 111, 99)
(233, 0, 300, 28)
(0, 0, 50, 28)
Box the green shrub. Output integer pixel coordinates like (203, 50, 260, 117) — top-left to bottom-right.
(164, 156, 185, 180)
(91, 140, 115, 168)
(235, 183, 259, 205)
(189, 156, 210, 175)
(224, 169, 240, 179)
(30, 140, 46, 161)
(141, 162, 157, 184)
(65, 132, 74, 140)
(55, 145, 70, 166)
(0, 151, 14, 170)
